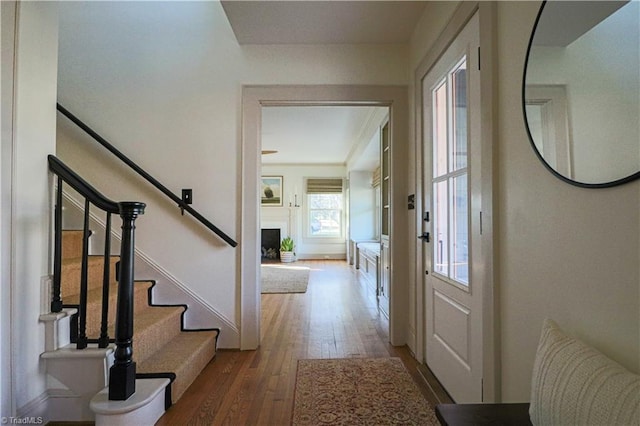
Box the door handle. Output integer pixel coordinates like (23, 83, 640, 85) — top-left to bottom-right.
(418, 232, 430, 243)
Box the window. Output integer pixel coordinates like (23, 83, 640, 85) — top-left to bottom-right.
(432, 56, 469, 286)
(306, 178, 344, 238)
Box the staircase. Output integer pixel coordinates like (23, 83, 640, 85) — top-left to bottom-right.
(60, 229, 219, 405)
(44, 107, 238, 421)
(43, 230, 219, 420)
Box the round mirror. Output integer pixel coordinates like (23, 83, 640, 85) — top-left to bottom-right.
(523, 0, 640, 187)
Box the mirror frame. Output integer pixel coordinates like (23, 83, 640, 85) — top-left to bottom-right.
(522, 0, 640, 188)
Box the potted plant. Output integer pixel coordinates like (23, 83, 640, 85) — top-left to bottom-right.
(280, 236, 295, 263)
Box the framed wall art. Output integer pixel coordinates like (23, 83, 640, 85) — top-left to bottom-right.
(261, 176, 283, 206)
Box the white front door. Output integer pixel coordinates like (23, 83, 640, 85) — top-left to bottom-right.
(421, 12, 483, 403)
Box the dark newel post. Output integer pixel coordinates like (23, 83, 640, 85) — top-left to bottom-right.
(51, 176, 63, 313)
(109, 201, 145, 401)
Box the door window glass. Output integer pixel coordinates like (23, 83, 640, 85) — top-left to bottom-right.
(431, 56, 469, 287)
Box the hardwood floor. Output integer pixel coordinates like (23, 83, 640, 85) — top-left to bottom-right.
(156, 260, 448, 425)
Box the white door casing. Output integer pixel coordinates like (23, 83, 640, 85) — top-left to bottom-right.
(422, 12, 483, 403)
(524, 85, 573, 178)
(241, 85, 409, 350)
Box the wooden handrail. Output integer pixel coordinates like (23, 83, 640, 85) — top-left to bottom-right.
(48, 155, 120, 214)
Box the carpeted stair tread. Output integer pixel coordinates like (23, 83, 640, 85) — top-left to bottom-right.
(78, 305, 185, 364)
(64, 281, 153, 335)
(93, 306, 185, 363)
(61, 256, 119, 296)
(137, 330, 218, 402)
(64, 280, 152, 307)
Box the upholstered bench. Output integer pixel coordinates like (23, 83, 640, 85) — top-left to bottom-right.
(436, 319, 640, 426)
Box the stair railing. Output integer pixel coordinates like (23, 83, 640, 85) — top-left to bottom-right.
(49, 154, 144, 401)
(56, 103, 237, 248)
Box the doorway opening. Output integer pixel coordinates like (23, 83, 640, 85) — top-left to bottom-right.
(258, 104, 389, 331)
(241, 85, 410, 351)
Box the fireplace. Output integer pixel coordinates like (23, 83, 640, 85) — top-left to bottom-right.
(261, 228, 281, 260)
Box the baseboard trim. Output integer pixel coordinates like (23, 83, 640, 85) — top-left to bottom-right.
(297, 253, 346, 260)
(416, 364, 454, 405)
(16, 390, 49, 425)
(407, 328, 416, 356)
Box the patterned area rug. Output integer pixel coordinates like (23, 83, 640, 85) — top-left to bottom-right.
(261, 264, 310, 293)
(292, 357, 439, 425)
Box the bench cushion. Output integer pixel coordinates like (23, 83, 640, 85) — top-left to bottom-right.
(529, 319, 640, 425)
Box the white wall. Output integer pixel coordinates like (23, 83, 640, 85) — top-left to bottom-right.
(410, 0, 639, 402)
(497, 1, 639, 400)
(0, 1, 16, 417)
(57, 1, 408, 345)
(9, 1, 58, 417)
(260, 164, 347, 259)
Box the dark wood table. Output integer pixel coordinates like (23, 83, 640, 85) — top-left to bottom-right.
(435, 403, 533, 426)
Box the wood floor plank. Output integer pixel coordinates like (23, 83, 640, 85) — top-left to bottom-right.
(156, 260, 447, 425)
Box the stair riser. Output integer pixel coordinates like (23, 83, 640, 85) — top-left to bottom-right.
(67, 295, 183, 365)
(170, 337, 216, 402)
(62, 230, 84, 260)
(68, 283, 152, 339)
(134, 308, 184, 364)
(136, 331, 218, 403)
(78, 307, 184, 364)
(61, 257, 119, 297)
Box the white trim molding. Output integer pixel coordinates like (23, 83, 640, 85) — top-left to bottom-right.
(413, 1, 498, 402)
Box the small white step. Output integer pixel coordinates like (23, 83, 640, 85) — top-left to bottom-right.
(41, 343, 114, 422)
(90, 378, 169, 426)
(39, 308, 77, 351)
